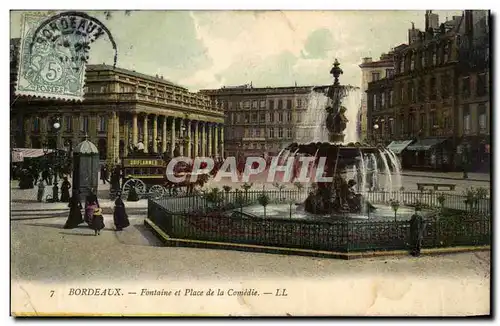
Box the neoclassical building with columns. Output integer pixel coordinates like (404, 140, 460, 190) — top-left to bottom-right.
(10, 61, 225, 165)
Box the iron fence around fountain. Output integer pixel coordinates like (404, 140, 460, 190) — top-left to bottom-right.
(151, 189, 490, 215)
(147, 199, 490, 253)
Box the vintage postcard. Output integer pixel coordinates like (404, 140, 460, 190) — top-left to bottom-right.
(9, 9, 491, 317)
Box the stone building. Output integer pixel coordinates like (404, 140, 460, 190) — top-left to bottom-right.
(358, 53, 396, 143)
(366, 10, 490, 171)
(200, 85, 313, 158)
(10, 48, 225, 165)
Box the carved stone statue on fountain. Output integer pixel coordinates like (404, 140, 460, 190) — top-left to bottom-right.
(300, 59, 377, 216)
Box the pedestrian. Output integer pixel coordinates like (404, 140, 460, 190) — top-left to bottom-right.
(100, 165, 109, 185)
(409, 206, 426, 257)
(64, 193, 84, 229)
(84, 193, 99, 225)
(37, 179, 46, 202)
(89, 207, 105, 236)
(47, 168, 53, 185)
(60, 177, 71, 202)
(113, 191, 130, 231)
(41, 169, 49, 185)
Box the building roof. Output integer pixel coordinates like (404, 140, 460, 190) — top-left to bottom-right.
(200, 85, 320, 96)
(86, 64, 187, 91)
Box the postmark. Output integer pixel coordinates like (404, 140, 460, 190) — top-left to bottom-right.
(15, 11, 117, 101)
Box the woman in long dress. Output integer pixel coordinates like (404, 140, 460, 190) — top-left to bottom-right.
(89, 207, 105, 236)
(113, 191, 130, 231)
(84, 195, 99, 226)
(63, 195, 84, 229)
(60, 177, 71, 202)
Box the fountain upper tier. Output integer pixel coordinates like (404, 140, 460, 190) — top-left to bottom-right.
(285, 142, 380, 168)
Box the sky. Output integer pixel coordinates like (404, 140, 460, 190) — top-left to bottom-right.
(10, 10, 463, 92)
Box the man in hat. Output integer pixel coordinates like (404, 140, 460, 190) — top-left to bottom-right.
(409, 206, 426, 257)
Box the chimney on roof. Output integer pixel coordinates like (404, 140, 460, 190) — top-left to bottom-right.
(362, 57, 373, 64)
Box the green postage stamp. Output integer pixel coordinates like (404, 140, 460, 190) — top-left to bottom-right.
(15, 13, 87, 101)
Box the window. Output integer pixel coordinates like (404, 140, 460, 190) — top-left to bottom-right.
(80, 116, 89, 132)
(399, 114, 405, 134)
(386, 69, 394, 78)
(286, 112, 292, 122)
(462, 77, 470, 98)
(269, 127, 274, 138)
(400, 86, 404, 104)
(373, 94, 377, 110)
(477, 73, 487, 97)
(268, 100, 274, 110)
(244, 113, 250, 123)
(430, 77, 436, 100)
(259, 113, 265, 122)
(287, 128, 293, 139)
(420, 113, 426, 133)
(98, 116, 106, 132)
(381, 93, 385, 108)
(432, 49, 437, 66)
(244, 101, 250, 108)
(269, 112, 274, 123)
(409, 83, 415, 103)
(278, 112, 283, 122)
(417, 80, 425, 102)
(399, 58, 404, 73)
(251, 113, 257, 122)
(420, 52, 425, 68)
(251, 128, 257, 137)
(256, 128, 261, 137)
(236, 114, 240, 124)
(443, 44, 449, 63)
(430, 110, 437, 134)
(463, 105, 471, 135)
(441, 74, 450, 98)
(408, 114, 415, 135)
(64, 116, 72, 131)
(278, 127, 283, 138)
(33, 117, 40, 132)
(297, 98, 303, 108)
(410, 54, 415, 70)
(372, 72, 380, 81)
(286, 99, 292, 109)
(389, 118, 394, 135)
(478, 104, 487, 134)
(296, 113, 302, 123)
(277, 99, 283, 109)
(259, 100, 266, 108)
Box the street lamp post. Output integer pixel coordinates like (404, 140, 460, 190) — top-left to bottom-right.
(373, 124, 379, 145)
(50, 117, 62, 202)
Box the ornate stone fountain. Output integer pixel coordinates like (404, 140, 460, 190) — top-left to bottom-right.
(285, 59, 378, 215)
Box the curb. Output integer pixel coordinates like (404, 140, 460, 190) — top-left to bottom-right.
(144, 218, 490, 260)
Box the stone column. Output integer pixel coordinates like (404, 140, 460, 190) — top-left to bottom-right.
(214, 124, 219, 158)
(89, 113, 98, 144)
(72, 115, 79, 145)
(124, 118, 129, 157)
(171, 117, 176, 157)
(162, 116, 167, 153)
(143, 115, 148, 153)
(194, 121, 199, 158)
(179, 119, 185, 156)
(208, 123, 213, 157)
(132, 112, 138, 146)
(201, 122, 206, 157)
(24, 116, 32, 147)
(153, 115, 158, 153)
(40, 115, 48, 145)
(187, 120, 192, 158)
(220, 125, 224, 158)
(114, 113, 120, 163)
(106, 112, 116, 166)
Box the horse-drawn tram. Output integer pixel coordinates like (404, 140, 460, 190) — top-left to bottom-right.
(120, 153, 210, 199)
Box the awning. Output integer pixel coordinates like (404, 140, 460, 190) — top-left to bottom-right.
(387, 140, 413, 154)
(11, 148, 53, 162)
(406, 138, 447, 151)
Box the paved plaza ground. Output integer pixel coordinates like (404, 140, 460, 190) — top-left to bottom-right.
(10, 214, 491, 315)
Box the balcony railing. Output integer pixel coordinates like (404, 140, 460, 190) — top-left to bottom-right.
(84, 92, 223, 114)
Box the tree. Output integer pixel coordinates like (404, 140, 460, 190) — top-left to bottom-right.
(257, 192, 270, 218)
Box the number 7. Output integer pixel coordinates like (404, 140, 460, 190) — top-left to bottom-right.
(50, 290, 54, 297)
